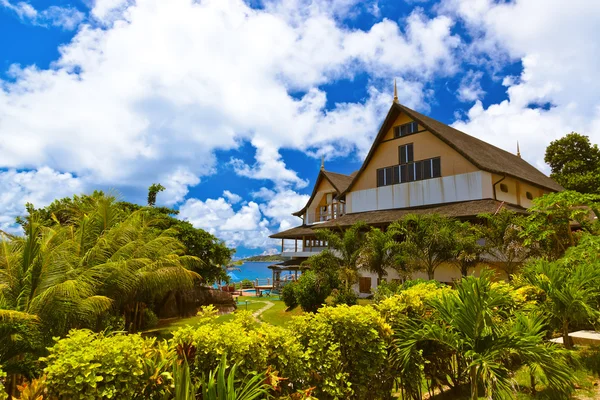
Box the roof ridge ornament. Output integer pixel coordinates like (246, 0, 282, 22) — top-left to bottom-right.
(517, 141, 521, 158)
(320, 155, 325, 170)
(393, 79, 398, 103)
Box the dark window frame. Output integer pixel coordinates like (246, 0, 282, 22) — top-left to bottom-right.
(500, 183, 509, 193)
(526, 191, 533, 200)
(393, 121, 419, 138)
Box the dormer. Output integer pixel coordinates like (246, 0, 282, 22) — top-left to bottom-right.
(293, 169, 353, 225)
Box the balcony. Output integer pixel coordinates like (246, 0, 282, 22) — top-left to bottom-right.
(280, 238, 328, 257)
(306, 202, 346, 225)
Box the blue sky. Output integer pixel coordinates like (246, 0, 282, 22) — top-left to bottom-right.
(1, 0, 599, 257)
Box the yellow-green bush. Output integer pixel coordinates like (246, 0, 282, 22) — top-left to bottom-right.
(43, 330, 168, 399)
(376, 282, 451, 325)
(0, 365, 7, 400)
(171, 312, 307, 395)
(289, 305, 393, 400)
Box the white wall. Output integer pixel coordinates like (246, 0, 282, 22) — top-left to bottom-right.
(348, 171, 492, 213)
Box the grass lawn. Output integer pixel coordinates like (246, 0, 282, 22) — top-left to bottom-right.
(152, 296, 373, 337)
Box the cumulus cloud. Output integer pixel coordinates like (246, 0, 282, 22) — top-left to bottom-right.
(441, 0, 600, 172)
(456, 70, 485, 103)
(1, 0, 85, 29)
(0, 168, 85, 233)
(223, 190, 242, 204)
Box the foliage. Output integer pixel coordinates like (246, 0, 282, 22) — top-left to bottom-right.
(389, 214, 458, 280)
(43, 330, 171, 399)
(199, 356, 272, 400)
(545, 132, 600, 194)
(0, 365, 6, 400)
(376, 282, 450, 326)
(477, 209, 534, 280)
(451, 221, 485, 277)
(518, 239, 600, 349)
(393, 271, 574, 400)
(294, 271, 333, 313)
(290, 305, 393, 400)
(314, 222, 368, 289)
(280, 283, 298, 310)
(171, 314, 306, 396)
(326, 287, 358, 306)
(358, 227, 404, 280)
(147, 183, 166, 207)
(522, 191, 600, 259)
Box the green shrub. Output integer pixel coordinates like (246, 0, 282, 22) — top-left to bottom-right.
(171, 313, 306, 395)
(43, 330, 170, 399)
(0, 365, 7, 400)
(295, 270, 332, 312)
(281, 283, 298, 310)
(290, 305, 393, 399)
(142, 309, 159, 330)
(327, 288, 358, 306)
(372, 280, 402, 302)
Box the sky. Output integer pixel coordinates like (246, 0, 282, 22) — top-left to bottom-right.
(1, 0, 599, 258)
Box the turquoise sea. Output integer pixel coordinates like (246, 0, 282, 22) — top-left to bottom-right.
(227, 261, 296, 282)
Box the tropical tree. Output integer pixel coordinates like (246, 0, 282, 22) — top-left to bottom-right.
(521, 191, 600, 260)
(389, 214, 457, 280)
(451, 221, 484, 277)
(545, 132, 600, 194)
(315, 222, 368, 289)
(394, 271, 574, 400)
(477, 209, 534, 281)
(358, 227, 405, 282)
(519, 234, 600, 349)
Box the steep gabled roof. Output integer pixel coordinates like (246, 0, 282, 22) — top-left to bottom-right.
(341, 103, 563, 195)
(292, 169, 353, 217)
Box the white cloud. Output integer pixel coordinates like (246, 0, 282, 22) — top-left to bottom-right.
(1, 0, 84, 30)
(0, 0, 462, 193)
(223, 190, 242, 204)
(0, 168, 85, 233)
(441, 0, 600, 172)
(159, 167, 201, 206)
(456, 70, 485, 103)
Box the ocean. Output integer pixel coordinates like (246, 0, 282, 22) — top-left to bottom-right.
(227, 261, 296, 282)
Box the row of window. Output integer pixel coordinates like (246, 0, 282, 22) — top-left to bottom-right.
(393, 121, 419, 138)
(377, 157, 441, 187)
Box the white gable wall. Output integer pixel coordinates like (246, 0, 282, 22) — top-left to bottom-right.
(347, 171, 492, 213)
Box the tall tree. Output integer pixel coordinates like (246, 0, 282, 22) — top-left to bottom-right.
(389, 214, 457, 280)
(477, 209, 534, 281)
(545, 132, 600, 194)
(315, 222, 368, 289)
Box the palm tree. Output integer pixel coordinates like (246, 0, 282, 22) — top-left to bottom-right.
(359, 227, 406, 283)
(315, 222, 368, 289)
(520, 247, 600, 349)
(389, 214, 457, 280)
(394, 271, 573, 399)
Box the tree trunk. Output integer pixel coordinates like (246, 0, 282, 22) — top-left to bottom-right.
(427, 268, 435, 280)
(470, 366, 478, 400)
(530, 370, 537, 396)
(562, 321, 573, 349)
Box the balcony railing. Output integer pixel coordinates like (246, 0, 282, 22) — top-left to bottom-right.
(306, 202, 346, 224)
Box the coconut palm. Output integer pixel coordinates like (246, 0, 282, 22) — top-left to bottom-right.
(315, 222, 368, 289)
(388, 214, 457, 280)
(359, 227, 406, 282)
(394, 271, 573, 399)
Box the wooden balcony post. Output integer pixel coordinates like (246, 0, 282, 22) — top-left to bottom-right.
(295, 239, 298, 252)
(281, 239, 284, 253)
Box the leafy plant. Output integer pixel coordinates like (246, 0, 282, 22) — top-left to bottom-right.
(280, 283, 298, 310)
(199, 356, 271, 400)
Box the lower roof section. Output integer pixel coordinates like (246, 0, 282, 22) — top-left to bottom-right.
(269, 199, 526, 239)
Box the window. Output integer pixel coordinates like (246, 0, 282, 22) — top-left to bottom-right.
(398, 144, 414, 164)
(500, 183, 509, 193)
(359, 277, 372, 293)
(526, 191, 533, 200)
(394, 121, 419, 138)
(377, 166, 394, 187)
